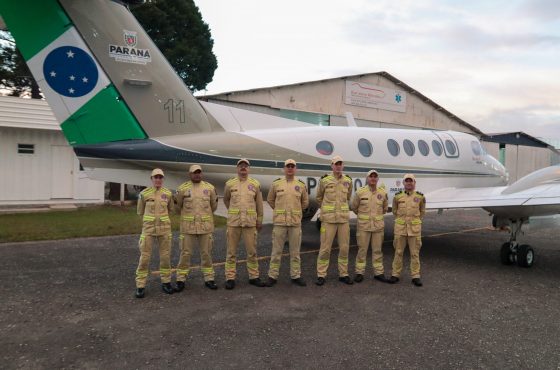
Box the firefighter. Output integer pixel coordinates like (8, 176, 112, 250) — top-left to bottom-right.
(135, 168, 174, 298)
(389, 174, 426, 287)
(350, 169, 389, 283)
(316, 155, 353, 285)
(175, 165, 218, 291)
(223, 159, 266, 289)
(266, 159, 309, 287)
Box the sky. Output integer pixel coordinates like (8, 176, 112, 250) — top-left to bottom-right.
(193, 0, 560, 140)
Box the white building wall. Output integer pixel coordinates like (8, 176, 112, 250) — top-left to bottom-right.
(0, 126, 104, 205)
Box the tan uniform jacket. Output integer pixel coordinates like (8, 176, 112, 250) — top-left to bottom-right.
(392, 190, 426, 236)
(176, 180, 218, 234)
(316, 172, 353, 224)
(223, 176, 263, 227)
(267, 177, 309, 226)
(137, 186, 173, 236)
(351, 186, 388, 232)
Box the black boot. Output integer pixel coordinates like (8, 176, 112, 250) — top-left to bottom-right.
(249, 278, 266, 287)
(135, 288, 145, 298)
(339, 276, 354, 285)
(315, 277, 326, 286)
(387, 276, 400, 284)
(374, 274, 389, 283)
(175, 281, 185, 292)
(265, 277, 277, 287)
(291, 277, 307, 286)
(412, 278, 423, 287)
(225, 280, 236, 290)
(204, 281, 218, 290)
(162, 283, 174, 294)
(354, 274, 364, 283)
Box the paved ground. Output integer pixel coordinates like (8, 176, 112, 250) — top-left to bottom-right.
(1, 209, 560, 369)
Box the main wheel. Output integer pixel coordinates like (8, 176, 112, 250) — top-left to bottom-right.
(516, 244, 534, 268)
(500, 242, 513, 265)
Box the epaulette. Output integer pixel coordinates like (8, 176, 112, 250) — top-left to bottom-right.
(378, 183, 386, 191)
(344, 174, 352, 181)
(296, 178, 306, 187)
(416, 191, 424, 197)
(320, 174, 334, 183)
(226, 177, 239, 186)
(272, 177, 283, 184)
(161, 187, 172, 196)
(320, 174, 329, 179)
(178, 181, 192, 191)
(248, 177, 260, 187)
(140, 187, 155, 196)
(357, 185, 368, 194)
(201, 181, 215, 190)
(394, 190, 405, 199)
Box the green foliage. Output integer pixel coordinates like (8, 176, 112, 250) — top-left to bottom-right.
(0, 31, 41, 98)
(131, 0, 217, 91)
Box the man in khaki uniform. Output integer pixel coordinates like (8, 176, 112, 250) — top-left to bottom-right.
(389, 173, 426, 287)
(316, 155, 353, 285)
(351, 169, 389, 283)
(175, 164, 218, 291)
(223, 158, 266, 289)
(135, 168, 174, 298)
(266, 159, 309, 287)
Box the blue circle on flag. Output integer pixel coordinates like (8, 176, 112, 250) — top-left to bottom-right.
(43, 46, 99, 98)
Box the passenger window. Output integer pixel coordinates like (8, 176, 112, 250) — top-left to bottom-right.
(387, 139, 400, 156)
(316, 140, 334, 155)
(432, 140, 443, 156)
(471, 141, 482, 156)
(445, 139, 457, 155)
(358, 138, 373, 157)
(418, 140, 429, 156)
(403, 139, 415, 156)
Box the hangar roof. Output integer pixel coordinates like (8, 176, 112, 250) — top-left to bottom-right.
(199, 71, 484, 136)
(0, 95, 60, 131)
(483, 131, 559, 153)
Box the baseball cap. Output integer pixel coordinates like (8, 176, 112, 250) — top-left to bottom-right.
(189, 164, 202, 173)
(151, 168, 164, 177)
(367, 169, 379, 177)
(331, 155, 343, 164)
(403, 173, 416, 181)
(237, 158, 250, 166)
(284, 159, 296, 166)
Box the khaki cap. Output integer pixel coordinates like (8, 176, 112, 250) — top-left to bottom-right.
(189, 164, 202, 173)
(403, 173, 416, 181)
(151, 168, 164, 177)
(331, 155, 343, 164)
(284, 159, 296, 166)
(367, 169, 379, 177)
(237, 158, 250, 166)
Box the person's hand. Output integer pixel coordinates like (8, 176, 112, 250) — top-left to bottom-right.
(256, 221, 262, 231)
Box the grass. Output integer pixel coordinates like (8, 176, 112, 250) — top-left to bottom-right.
(0, 205, 227, 243)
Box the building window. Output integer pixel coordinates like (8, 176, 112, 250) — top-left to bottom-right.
(418, 140, 430, 156)
(471, 141, 482, 156)
(432, 140, 443, 156)
(499, 143, 506, 165)
(403, 139, 415, 156)
(18, 144, 35, 154)
(316, 140, 334, 155)
(358, 138, 373, 157)
(280, 109, 330, 126)
(445, 139, 457, 155)
(387, 139, 400, 156)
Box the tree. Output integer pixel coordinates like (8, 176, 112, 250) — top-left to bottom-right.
(0, 0, 217, 97)
(0, 31, 41, 99)
(131, 0, 217, 92)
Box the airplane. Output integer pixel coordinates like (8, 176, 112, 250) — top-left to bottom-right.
(2, 0, 560, 269)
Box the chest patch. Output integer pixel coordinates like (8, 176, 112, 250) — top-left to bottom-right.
(248, 184, 255, 192)
(343, 182, 349, 187)
(414, 197, 419, 203)
(377, 194, 383, 200)
(161, 194, 168, 201)
(203, 189, 209, 195)
(294, 185, 300, 192)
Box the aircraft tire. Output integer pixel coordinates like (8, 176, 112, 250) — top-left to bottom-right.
(516, 244, 534, 268)
(500, 242, 513, 265)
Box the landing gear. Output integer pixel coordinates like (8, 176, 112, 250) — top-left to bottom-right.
(499, 218, 535, 268)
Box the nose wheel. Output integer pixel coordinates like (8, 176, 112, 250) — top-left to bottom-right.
(499, 218, 534, 268)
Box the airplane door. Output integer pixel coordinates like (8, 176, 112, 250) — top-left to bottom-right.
(432, 131, 460, 158)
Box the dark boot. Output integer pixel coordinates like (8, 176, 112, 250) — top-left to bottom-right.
(204, 281, 218, 290)
(135, 288, 145, 298)
(338, 276, 354, 285)
(291, 277, 307, 287)
(175, 281, 185, 292)
(225, 280, 236, 290)
(354, 274, 364, 283)
(162, 283, 174, 294)
(249, 278, 266, 287)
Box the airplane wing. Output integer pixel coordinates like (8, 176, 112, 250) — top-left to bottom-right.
(425, 165, 560, 218)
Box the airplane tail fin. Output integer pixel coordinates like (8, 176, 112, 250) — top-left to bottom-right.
(0, 0, 217, 146)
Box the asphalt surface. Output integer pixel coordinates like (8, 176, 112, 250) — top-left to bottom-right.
(1, 209, 560, 369)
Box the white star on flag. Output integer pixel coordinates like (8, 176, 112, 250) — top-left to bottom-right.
(68, 88, 75, 94)
(66, 50, 74, 58)
(82, 77, 88, 83)
(50, 71, 56, 77)
(69, 75, 75, 81)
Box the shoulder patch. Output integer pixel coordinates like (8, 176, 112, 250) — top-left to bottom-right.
(178, 181, 192, 191)
(357, 186, 368, 194)
(416, 191, 424, 196)
(248, 177, 260, 187)
(226, 177, 239, 186)
(320, 174, 329, 179)
(344, 174, 352, 181)
(202, 181, 215, 190)
(140, 187, 154, 195)
(272, 177, 283, 184)
(161, 187, 172, 196)
(296, 178, 306, 187)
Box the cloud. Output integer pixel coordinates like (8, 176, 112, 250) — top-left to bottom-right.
(517, 0, 560, 21)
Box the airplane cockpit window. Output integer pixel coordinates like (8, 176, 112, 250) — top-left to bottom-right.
(316, 140, 334, 155)
(445, 140, 457, 155)
(358, 138, 373, 157)
(432, 140, 443, 156)
(471, 141, 482, 156)
(403, 139, 415, 156)
(387, 139, 400, 156)
(418, 140, 429, 156)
